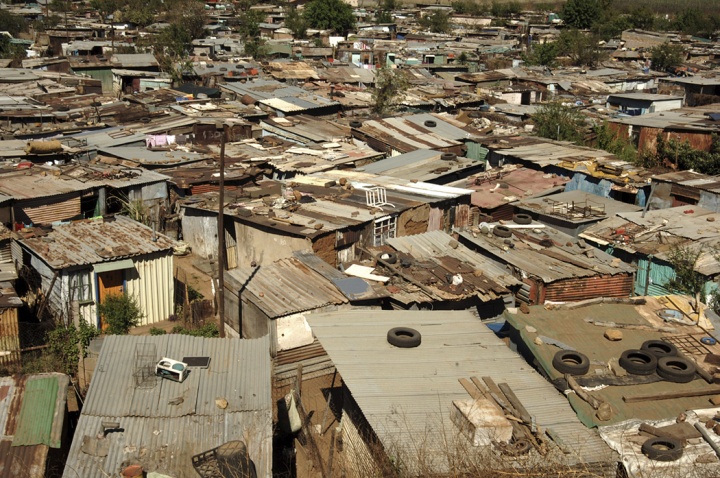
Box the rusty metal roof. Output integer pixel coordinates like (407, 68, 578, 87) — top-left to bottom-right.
(19, 215, 175, 269)
(0, 373, 69, 478)
(242, 256, 348, 318)
(63, 334, 272, 478)
(459, 223, 635, 283)
(0, 163, 169, 200)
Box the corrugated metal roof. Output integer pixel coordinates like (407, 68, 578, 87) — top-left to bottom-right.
(387, 230, 522, 291)
(308, 310, 614, 472)
(293, 250, 389, 302)
(19, 215, 175, 269)
(516, 189, 643, 223)
(64, 334, 272, 478)
(0, 373, 68, 478)
(458, 225, 635, 283)
(244, 256, 348, 318)
(579, 206, 720, 276)
(0, 164, 169, 200)
(12, 377, 60, 447)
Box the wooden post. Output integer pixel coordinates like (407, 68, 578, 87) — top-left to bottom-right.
(296, 363, 303, 399)
(217, 123, 227, 338)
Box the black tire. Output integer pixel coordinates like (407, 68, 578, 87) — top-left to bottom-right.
(492, 225, 512, 238)
(424, 120, 437, 127)
(552, 350, 590, 375)
(641, 437, 683, 462)
(657, 356, 697, 383)
(378, 252, 397, 265)
(441, 152, 457, 161)
(641, 340, 678, 359)
(387, 327, 421, 348)
(349, 120, 362, 128)
(513, 213, 532, 225)
(619, 349, 658, 375)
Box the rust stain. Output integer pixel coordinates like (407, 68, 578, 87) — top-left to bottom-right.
(4, 375, 27, 436)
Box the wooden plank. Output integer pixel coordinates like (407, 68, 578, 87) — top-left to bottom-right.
(498, 383, 532, 424)
(458, 378, 483, 400)
(623, 388, 720, 403)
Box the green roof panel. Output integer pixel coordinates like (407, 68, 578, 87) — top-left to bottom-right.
(12, 376, 59, 448)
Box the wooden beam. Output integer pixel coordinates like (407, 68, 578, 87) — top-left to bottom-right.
(623, 388, 720, 403)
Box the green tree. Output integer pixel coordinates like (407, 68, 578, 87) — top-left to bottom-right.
(674, 8, 714, 37)
(561, 0, 600, 29)
(523, 41, 558, 66)
(285, 7, 307, 38)
(371, 67, 408, 115)
(594, 121, 637, 163)
(303, 0, 356, 35)
(490, 1, 520, 18)
(532, 102, 586, 143)
(650, 42, 685, 72)
(166, 0, 207, 40)
(376, 10, 392, 24)
(557, 29, 604, 67)
(452, 0, 486, 16)
(627, 7, 655, 30)
(419, 10, 451, 34)
(0, 10, 27, 37)
(380, 0, 400, 10)
(97, 294, 143, 335)
(667, 244, 706, 312)
(645, 134, 720, 175)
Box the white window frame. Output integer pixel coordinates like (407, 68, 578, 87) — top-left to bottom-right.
(373, 215, 397, 246)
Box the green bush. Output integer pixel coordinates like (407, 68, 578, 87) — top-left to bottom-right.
(149, 327, 167, 335)
(98, 294, 143, 335)
(171, 322, 220, 337)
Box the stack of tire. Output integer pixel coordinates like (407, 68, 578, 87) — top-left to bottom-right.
(619, 340, 697, 383)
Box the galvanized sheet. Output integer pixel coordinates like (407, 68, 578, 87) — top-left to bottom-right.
(308, 310, 613, 471)
(65, 335, 272, 478)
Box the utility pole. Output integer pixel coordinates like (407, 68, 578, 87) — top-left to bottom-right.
(217, 123, 227, 338)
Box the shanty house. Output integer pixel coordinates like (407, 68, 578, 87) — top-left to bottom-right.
(446, 166, 570, 222)
(605, 93, 683, 116)
(514, 189, 643, 237)
(14, 215, 175, 328)
(308, 310, 614, 476)
(0, 373, 70, 478)
(225, 251, 386, 356)
(62, 334, 272, 478)
(579, 206, 720, 298)
(181, 173, 474, 270)
(459, 221, 636, 305)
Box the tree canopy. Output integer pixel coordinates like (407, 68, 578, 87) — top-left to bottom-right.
(419, 10, 451, 34)
(532, 102, 586, 144)
(303, 0, 355, 35)
(562, 0, 601, 29)
(371, 67, 408, 115)
(650, 42, 685, 72)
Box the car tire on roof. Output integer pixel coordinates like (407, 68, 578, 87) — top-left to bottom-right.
(424, 120, 437, 127)
(492, 225, 512, 238)
(657, 356, 697, 383)
(512, 213, 532, 225)
(641, 437, 683, 462)
(641, 340, 678, 359)
(619, 349, 658, 375)
(378, 252, 397, 265)
(441, 152, 457, 161)
(349, 120, 362, 128)
(552, 350, 590, 375)
(387, 327, 421, 348)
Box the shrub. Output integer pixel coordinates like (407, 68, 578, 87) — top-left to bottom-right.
(98, 294, 143, 335)
(149, 327, 167, 335)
